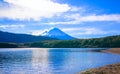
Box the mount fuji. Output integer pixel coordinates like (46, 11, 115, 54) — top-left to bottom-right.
(41, 28, 75, 40)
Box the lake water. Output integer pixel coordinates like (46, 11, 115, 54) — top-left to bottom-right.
(0, 48, 120, 74)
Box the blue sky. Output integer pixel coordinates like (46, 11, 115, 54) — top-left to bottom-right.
(0, 0, 120, 38)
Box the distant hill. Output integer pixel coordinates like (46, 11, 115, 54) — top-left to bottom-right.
(25, 35, 120, 48)
(0, 31, 55, 43)
(0, 30, 120, 48)
(0, 28, 74, 43)
(41, 28, 75, 40)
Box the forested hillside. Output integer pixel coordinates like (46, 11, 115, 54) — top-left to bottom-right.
(24, 35, 120, 48)
(0, 43, 18, 48)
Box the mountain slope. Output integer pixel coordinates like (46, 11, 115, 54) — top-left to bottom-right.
(0, 31, 55, 43)
(41, 28, 74, 40)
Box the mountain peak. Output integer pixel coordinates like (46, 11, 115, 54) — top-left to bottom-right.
(48, 27, 62, 33)
(41, 27, 74, 40)
(51, 27, 59, 30)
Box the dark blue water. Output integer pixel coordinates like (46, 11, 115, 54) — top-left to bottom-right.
(0, 48, 120, 74)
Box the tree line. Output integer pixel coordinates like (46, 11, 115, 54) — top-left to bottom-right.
(24, 35, 120, 48)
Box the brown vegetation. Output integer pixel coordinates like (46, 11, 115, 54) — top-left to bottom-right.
(102, 48, 120, 54)
(79, 63, 120, 74)
(78, 48, 120, 74)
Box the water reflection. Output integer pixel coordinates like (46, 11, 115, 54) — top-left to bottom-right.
(48, 49, 70, 73)
(0, 48, 120, 74)
(31, 48, 71, 74)
(31, 48, 53, 74)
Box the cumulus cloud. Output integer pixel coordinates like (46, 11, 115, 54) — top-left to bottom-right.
(0, 0, 70, 20)
(1, 0, 119, 24)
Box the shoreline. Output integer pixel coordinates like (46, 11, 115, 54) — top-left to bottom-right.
(102, 48, 120, 54)
(78, 48, 120, 74)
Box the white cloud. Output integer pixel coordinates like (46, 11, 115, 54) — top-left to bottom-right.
(45, 14, 120, 25)
(62, 27, 107, 35)
(78, 14, 120, 22)
(0, 24, 25, 30)
(0, 0, 70, 20)
(77, 28, 107, 35)
(1, 0, 119, 24)
(31, 29, 48, 36)
(69, 7, 85, 12)
(31, 27, 56, 36)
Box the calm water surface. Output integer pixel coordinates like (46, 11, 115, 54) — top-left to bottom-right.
(0, 48, 120, 74)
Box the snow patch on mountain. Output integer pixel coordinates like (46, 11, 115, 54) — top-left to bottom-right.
(41, 28, 74, 40)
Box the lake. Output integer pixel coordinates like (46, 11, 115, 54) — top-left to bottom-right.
(0, 48, 120, 74)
